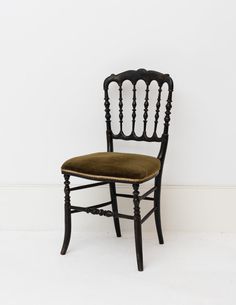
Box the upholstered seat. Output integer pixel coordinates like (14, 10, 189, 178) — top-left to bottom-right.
(61, 152, 161, 183)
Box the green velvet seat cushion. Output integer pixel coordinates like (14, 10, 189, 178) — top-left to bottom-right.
(61, 152, 161, 183)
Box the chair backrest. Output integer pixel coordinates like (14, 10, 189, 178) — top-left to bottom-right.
(103, 68, 174, 161)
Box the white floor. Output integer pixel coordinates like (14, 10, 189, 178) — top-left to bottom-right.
(0, 231, 236, 305)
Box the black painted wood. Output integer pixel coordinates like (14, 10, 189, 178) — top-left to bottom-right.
(61, 68, 174, 271)
(60, 175, 71, 255)
(131, 83, 137, 133)
(118, 84, 123, 133)
(109, 182, 121, 237)
(116, 193, 154, 201)
(71, 205, 134, 220)
(133, 184, 143, 271)
(153, 86, 162, 135)
(143, 84, 149, 135)
(104, 68, 173, 145)
(154, 174, 164, 244)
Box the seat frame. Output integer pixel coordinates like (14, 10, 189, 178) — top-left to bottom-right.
(60, 68, 174, 271)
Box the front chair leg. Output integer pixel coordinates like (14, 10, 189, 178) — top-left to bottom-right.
(109, 182, 121, 237)
(154, 175, 164, 244)
(132, 183, 143, 271)
(60, 174, 72, 255)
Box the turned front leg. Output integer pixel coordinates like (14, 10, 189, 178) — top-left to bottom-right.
(132, 183, 143, 271)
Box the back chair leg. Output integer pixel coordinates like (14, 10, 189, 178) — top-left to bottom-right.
(60, 174, 72, 255)
(109, 182, 121, 237)
(132, 183, 143, 271)
(154, 175, 164, 244)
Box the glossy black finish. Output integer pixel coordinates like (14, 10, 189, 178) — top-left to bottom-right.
(60, 175, 71, 255)
(154, 174, 164, 244)
(133, 184, 143, 271)
(116, 193, 154, 201)
(60, 68, 174, 271)
(109, 182, 121, 237)
(70, 204, 134, 220)
(104, 68, 173, 145)
(71, 201, 112, 213)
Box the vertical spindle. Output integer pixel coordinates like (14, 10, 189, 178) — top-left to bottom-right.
(132, 83, 137, 134)
(119, 84, 123, 133)
(143, 84, 149, 134)
(153, 85, 162, 135)
(163, 89, 173, 134)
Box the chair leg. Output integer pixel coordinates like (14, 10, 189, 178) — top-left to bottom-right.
(109, 182, 121, 237)
(132, 183, 143, 271)
(60, 174, 72, 255)
(154, 176, 164, 244)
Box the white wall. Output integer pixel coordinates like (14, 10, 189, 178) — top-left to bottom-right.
(0, 0, 235, 185)
(0, 1, 236, 233)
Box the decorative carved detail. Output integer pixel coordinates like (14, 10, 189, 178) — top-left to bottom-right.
(104, 90, 111, 125)
(132, 183, 143, 271)
(85, 207, 113, 217)
(131, 84, 137, 133)
(164, 90, 173, 133)
(153, 86, 162, 134)
(104, 69, 170, 88)
(133, 184, 140, 221)
(112, 132, 160, 142)
(118, 85, 123, 132)
(103, 69, 174, 143)
(60, 174, 71, 255)
(64, 174, 70, 206)
(143, 85, 149, 134)
(104, 89, 112, 152)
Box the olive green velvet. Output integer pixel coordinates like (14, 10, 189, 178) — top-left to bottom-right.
(61, 152, 161, 183)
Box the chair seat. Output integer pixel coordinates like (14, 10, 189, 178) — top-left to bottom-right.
(61, 152, 161, 183)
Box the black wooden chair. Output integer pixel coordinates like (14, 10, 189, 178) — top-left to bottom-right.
(60, 69, 174, 271)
